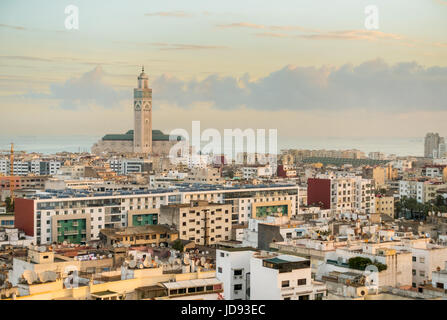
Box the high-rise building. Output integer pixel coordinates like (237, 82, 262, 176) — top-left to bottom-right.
(133, 67, 152, 154)
(424, 133, 444, 158)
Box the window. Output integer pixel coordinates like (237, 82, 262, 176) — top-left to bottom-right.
(299, 295, 309, 300)
(315, 293, 324, 300)
(218, 267, 222, 273)
(220, 252, 225, 257)
(283, 297, 291, 300)
(419, 257, 425, 263)
(234, 284, 242, 291)
(234, 269, 243, 276)
(298, 278, 306, 286)
(281, 280, 289, 288)
(412, 256, 416, 262)
(419, 271, 425, 277)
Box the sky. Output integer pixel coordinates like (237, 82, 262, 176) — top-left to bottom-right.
(0, 0, 447, 145)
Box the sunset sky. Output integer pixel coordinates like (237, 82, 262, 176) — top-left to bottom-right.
(1, 0, 447, 142)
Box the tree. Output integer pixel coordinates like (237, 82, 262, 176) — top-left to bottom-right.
(171, 239, 184, 252)
(348, 256, 387, 272)
(4, 197, 14, 213)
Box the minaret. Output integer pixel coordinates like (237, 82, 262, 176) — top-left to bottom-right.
(133, 66, 152, 154)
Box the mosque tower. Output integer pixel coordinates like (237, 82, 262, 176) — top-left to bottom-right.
(133, 66, 152, 154)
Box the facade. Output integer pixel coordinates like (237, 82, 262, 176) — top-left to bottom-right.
(395, 238, 447, 288)
(250, 252, 327, 300)
(133, 67, 152, 154)
(0, 159, 61, 176)
(185, 167, 223, 184)
(241, 165, 274, 179)
(375, 195, 394, 217)
(399, 180, 447, 203)
(159, 201, 232, 245)
(308, 174, 374, 213)
(424, 133, 444, 158)
(14, 184, 299, 245)
(216, 247, 254, 300)
(216, 248, 327, 300)
(99, 225, 178, 247)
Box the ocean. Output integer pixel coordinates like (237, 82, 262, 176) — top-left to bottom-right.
(0, 135, 424, 157)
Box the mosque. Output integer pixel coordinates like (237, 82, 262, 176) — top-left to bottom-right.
(91, 67, 180, 156)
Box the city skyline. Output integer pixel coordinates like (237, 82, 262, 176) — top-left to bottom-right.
(1, 0, 447, 143)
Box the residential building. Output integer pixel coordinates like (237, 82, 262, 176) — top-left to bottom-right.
(99, 225, 178, 247)
(375, 195, 394, 218)
(159, 200, 232, 245)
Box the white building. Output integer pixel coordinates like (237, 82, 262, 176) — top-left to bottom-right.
(394, 238, 447, 288)
(216, 247, 253, 300)
(250, 252, 326, 300)
(241, 165, 274, 179)
(216, 248, 327, 300)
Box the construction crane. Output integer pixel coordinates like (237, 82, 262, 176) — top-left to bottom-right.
(9, 143, 14, 204)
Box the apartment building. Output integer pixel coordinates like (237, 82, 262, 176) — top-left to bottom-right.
(216, 247, 327, 300)
(394, 238, 447, 289)
(308, 174, 374, 213)
(14, 184, 299, 245)
(216, 247, 254, 300)
(99, 225, 178, 247)
(250, 252, 326, 300)
(159, 200, 232, 245)
(375, 195, 395, 218)
(399, 180, 447, 203)
(185, 167, 223, 184)
(317, 242, 413, 288)
(241, 165, 274, 179)
(0, 159, 62, 176)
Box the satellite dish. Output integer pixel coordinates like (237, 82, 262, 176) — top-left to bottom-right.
(39, 246, 46, 253)
(183, 257, 190, 265)
(113, 244, 117, 248)
(143, 257, 150, 267)
(22, 270, 38, 285)
(129, 260, 136, 269)
(39, 271, 57, 283)
(138, 263, 144, 269)
(108, 254, 112, 258)
(200, 257, 206, 265)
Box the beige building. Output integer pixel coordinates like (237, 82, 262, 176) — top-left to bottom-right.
(375, 196, 395, 218)
(159, 201, 232, 245)
(99, 225, 178, 247)
(185, 167, 223, 185)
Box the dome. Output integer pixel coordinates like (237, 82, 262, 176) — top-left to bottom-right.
(138, 66, 148, 79)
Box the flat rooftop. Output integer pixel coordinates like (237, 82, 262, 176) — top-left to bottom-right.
(23, 183, 298, 201)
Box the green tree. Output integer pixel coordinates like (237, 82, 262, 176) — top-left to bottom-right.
(4, 197, 14, 213)
(171, 239, 184, 252)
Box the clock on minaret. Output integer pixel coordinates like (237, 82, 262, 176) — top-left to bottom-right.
(133, 66, 152, 154)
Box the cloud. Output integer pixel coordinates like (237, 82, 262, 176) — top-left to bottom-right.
(145, 11, 193, 18)
(218, 22, 266, 29)
(151, 59, 447, 112)
(150, 43, 227, 50)
(23, 66, 129, 109)
(0, 23, 27, 31)
(218, 21, 415, 45)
